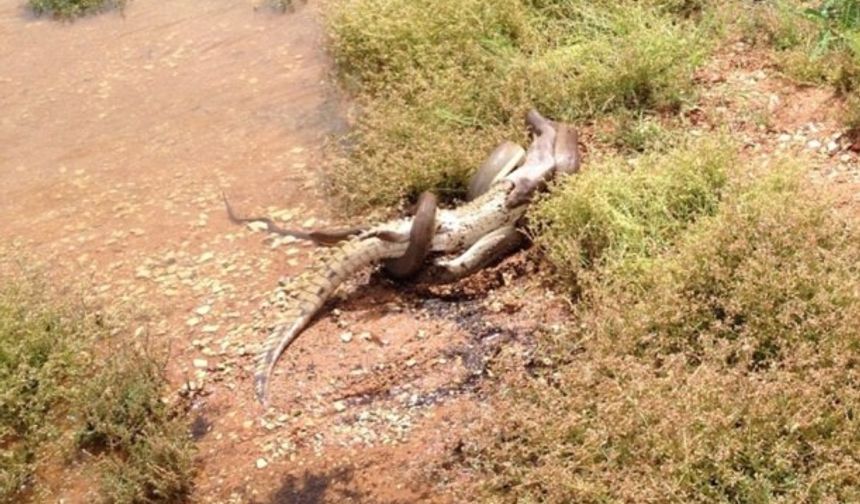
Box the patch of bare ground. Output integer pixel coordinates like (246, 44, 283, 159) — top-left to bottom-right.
(693, 42, 860, 216)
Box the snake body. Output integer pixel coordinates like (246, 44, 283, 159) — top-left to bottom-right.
(235, 110, 581, 404)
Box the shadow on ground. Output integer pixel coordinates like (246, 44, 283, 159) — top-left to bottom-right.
(263, 467, 367, 504)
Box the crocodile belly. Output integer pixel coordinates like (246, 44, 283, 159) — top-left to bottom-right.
(432, 197, 524, 253)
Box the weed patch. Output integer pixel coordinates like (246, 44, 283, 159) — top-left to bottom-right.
(29, 0, 126, 19)
(463, 156, 860, 502)
(530, 138, 732, 289)
(0, 275, 194, 503)
(467, 156, 860, 503)
(324, 0, 711, 210)
(735, 0, 860, 91)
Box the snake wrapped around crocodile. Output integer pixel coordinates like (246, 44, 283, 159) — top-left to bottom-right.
(225, 109, 581, 404)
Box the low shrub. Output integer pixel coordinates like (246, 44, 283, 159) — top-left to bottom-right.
(76, 348, 195, 503)
(603, 113, 678, 153)
(0, 279, 95, 499)
(583, 166, 860, 366)
(465, 156, 860, 502)
(530, 138, 732, 289)
(28, 0, 126, 19)
(470, 350, 860, 502)
(0, 275, 194, 503)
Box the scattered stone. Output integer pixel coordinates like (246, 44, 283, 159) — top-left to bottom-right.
(340, 331, 353, 343)
(195, 305, 212, 316)
(333, 400, 347, 412)
(193, 358, 209, 369)
(405, 358, 417, 368)
(135, 267, 152, 279)
(807, 139, 822, 151)
(256, 458, 268, 469)
(186, 316, 201, 327)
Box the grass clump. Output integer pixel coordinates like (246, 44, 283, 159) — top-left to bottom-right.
(530, 137, 732, 288)
(29, 0, 126, 19)
(464, 156, 860, 502)
(325, 0, 711, 210)
(76, 349, 195, 503)
(600, 168, 860, 368)
(735, 0, 860, 90)
(0, 276, 194, 503)
(603, 113, 678, 153)
(0, 279, 93, 498)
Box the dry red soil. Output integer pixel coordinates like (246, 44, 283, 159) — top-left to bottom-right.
(2, 2, 860, 503)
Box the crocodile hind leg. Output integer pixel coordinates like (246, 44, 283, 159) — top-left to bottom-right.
(418, 225, 524, 284)
(383, 191, 438, 280)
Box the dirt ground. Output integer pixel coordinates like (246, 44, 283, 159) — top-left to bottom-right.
(2, 2, 860, 503)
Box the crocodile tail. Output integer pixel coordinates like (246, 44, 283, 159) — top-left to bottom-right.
(254, 237, 404, 404)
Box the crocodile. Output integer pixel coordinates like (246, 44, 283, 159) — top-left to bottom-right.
(240, 109, 580, 404)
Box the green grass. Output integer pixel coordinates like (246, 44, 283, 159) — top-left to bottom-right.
(463, 152, 860, 502)
(0, 278, 92, 499)
(0, 275, 194, 503)
(734, 0, 860, 93)
(28, 0, 125, 19)
(530, 137, 732, 290)
(324, 0, 713, 210)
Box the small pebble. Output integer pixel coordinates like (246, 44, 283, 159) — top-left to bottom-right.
(256, 458, 268, 469)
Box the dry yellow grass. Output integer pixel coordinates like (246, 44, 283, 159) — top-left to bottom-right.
(324, 0, 710, 210)
(468, 158, 860, 502)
